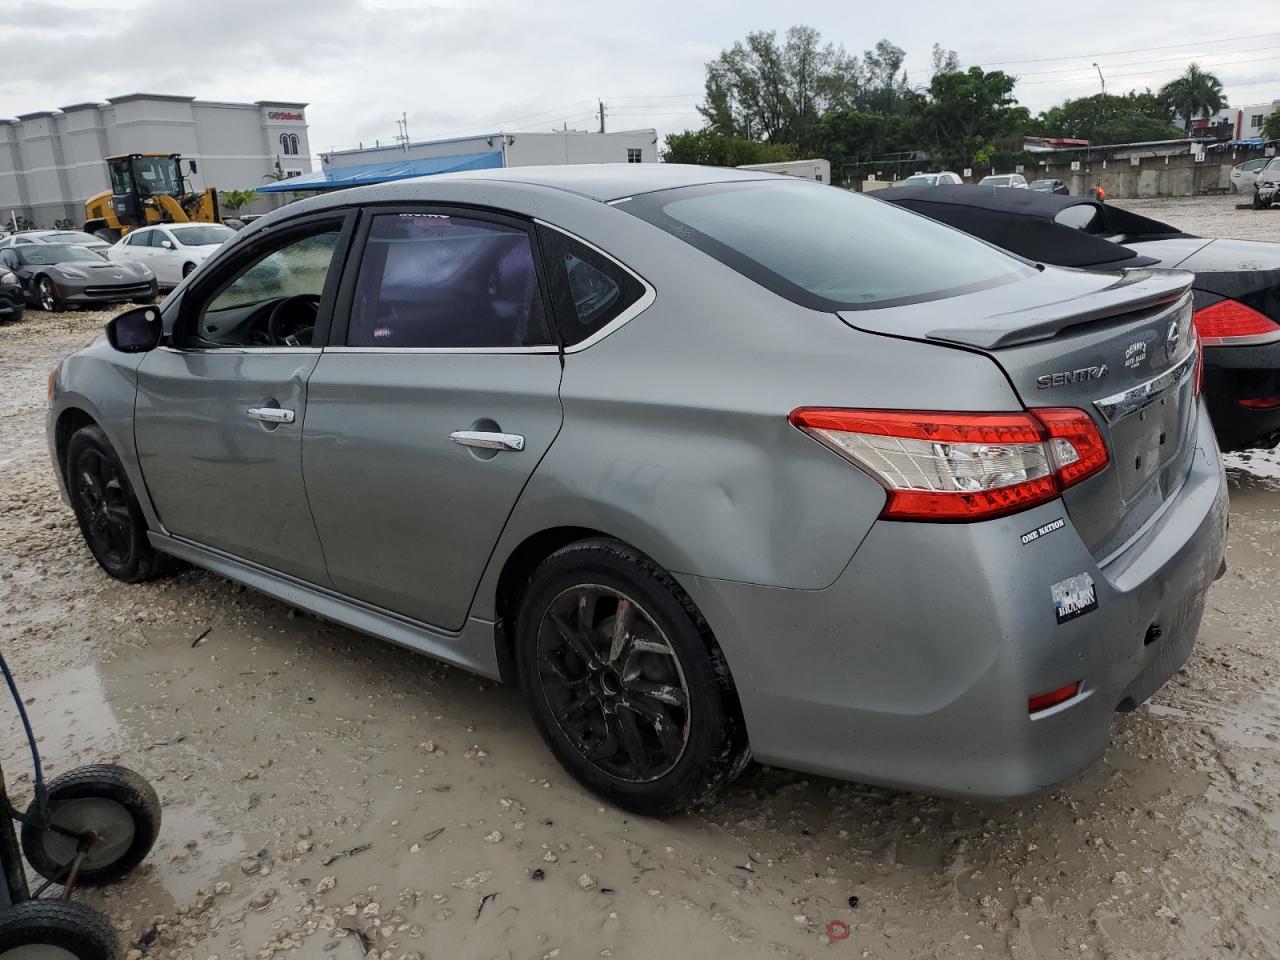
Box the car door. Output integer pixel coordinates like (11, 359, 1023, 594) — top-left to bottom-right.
(150, 228, 181, 284)
(113, 230, 151, 271)
(133, 210, 355, 584)
(303, 207, 564, 630)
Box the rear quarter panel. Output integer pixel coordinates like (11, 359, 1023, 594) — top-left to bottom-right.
(469, 198, 1027, 617)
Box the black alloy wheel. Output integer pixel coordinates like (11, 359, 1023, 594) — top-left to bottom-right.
(516, 538, 749, 815)
(65, 425, 174, 582)
(73, 446, 133, 570)
(536, 584, 691, 783)
(37, 278, 60, 312)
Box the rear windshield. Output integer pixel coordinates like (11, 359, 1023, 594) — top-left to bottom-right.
(171, 224, 235, 246)
(623, 180, 1030, 310)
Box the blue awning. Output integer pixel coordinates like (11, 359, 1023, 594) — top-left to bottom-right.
(257, 150, 504, 193)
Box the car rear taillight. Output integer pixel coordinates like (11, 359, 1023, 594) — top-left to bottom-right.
(788, 407, 1108, 521)
(1193, 298, 1280, 346)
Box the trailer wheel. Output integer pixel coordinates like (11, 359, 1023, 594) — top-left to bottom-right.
(21, 765, 161, 888)
(0, 899, 119, 959)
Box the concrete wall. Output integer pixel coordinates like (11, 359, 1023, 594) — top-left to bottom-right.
(1023, 151, 1244, 199)
(323, 129, 657, 171)
(0, 94, 312, 229)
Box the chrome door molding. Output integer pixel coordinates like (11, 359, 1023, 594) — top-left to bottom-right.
(1093, 347, 1197, 424)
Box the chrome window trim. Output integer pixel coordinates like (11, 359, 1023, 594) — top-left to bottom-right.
(1093, 346, 1197, 424)
(324, 345, 559, 356)
(156, 345, 322, 356)
(533, 218, 656, 354)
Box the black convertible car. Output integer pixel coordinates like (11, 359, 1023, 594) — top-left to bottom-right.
(880, 185, 1280, 451)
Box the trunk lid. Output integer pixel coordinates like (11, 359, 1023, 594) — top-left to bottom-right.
(840, 267, 1199, 559)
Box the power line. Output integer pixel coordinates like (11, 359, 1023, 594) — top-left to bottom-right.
(1014, 43, 1280, 78)
(1017, 53, 1280, 86)
(970, 31, 1280, 67)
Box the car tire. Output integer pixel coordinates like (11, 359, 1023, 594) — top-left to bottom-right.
(36, 277, 62, 312)
(0, 899, 120, 959)
(21, 764, 162, 888)
(1254, 191, 1265, 210)
(182, 262, 196, 279)
(66, 424, 174, 583)
(515, 538, 749, 816)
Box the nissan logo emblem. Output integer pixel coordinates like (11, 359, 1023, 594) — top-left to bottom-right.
(1166, 320, 1180, 359)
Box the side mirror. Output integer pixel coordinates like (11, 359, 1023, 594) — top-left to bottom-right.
(188, 160, 198, 175)
(106, 305, 162, 353)
(160, 239, 173, 249)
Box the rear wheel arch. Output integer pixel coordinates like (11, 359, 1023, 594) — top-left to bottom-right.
(493, 526, 604, 681)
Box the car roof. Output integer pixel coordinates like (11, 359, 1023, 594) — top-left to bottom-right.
(395, 163, 781, 202)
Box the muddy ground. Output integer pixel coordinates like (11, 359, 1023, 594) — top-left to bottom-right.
(1, 195, 1279, 960)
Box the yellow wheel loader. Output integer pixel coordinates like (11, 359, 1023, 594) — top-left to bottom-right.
(83, 153, 223, 242)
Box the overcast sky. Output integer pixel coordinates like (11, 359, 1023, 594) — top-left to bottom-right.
(12, 0, 1280, 162)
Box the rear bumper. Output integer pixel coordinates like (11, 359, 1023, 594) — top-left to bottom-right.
(680, 402, 1229, 799)
(1203, 339, 1280, 450)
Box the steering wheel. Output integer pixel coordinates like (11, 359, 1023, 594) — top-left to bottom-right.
(266, 295, 319, 346)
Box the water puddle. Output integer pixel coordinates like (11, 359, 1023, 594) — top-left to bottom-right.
(2, 664, 123, 771)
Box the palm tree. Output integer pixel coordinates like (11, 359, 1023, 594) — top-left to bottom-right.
(1160, 64, 1227, 132)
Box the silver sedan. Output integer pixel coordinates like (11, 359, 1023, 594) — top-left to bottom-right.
(47, 165, 1227, 814)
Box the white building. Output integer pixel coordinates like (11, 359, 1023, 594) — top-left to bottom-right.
(1206, 100, 1280, 140)
(0, 93, 312, 228)
(322, 129, 658, 173)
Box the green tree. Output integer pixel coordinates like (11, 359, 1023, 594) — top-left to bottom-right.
(859, 39, 910, 114)
(913, 67, 1026, 168)
(930, 43, 960, 78)
(1263, 109, 1280, 141)
(220, 189, 258, 216)
(1036, 92, 1183, 144)
(1159, 64, 1227, 132)
(662, 129, 793, 166)
(699, 25, 860, 153)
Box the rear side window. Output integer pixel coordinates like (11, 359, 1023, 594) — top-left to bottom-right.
(348, 213, 550, 349)
(624, 180, 1031, 311)
(538, 227, 647, 346)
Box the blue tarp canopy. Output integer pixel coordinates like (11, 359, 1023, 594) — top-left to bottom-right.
(257, 150, 503, 193)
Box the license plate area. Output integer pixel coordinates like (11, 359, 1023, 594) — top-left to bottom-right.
(1106, 376, 1195, 500)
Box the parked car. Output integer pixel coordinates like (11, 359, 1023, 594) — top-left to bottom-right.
(979, 173, 1029, 189)
(1253, 157, 1280, 209)
(1231, 157, 1270, 195)
(0, 244, 156, 311)
(1029, 178, 1069, 195)
(879, 184, 1280, 451)
(0, 265, 24, 323)
(0, 229, 111, 254)
(49, 165, 1227, 814)
(107, 222, 236, 286)
(898, 170, 963, 187)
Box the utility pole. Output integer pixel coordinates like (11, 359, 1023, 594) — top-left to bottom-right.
(597, 100, 607, 134)
(394, 112, 410, 150)
(1092, 63, 1105, 96)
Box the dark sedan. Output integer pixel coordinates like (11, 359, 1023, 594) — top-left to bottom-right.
(0, 244, 157, 312)
(1029, 178, 1069, 195)
(1, 264, 23, 322)
(879, 185, 1280, 451)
